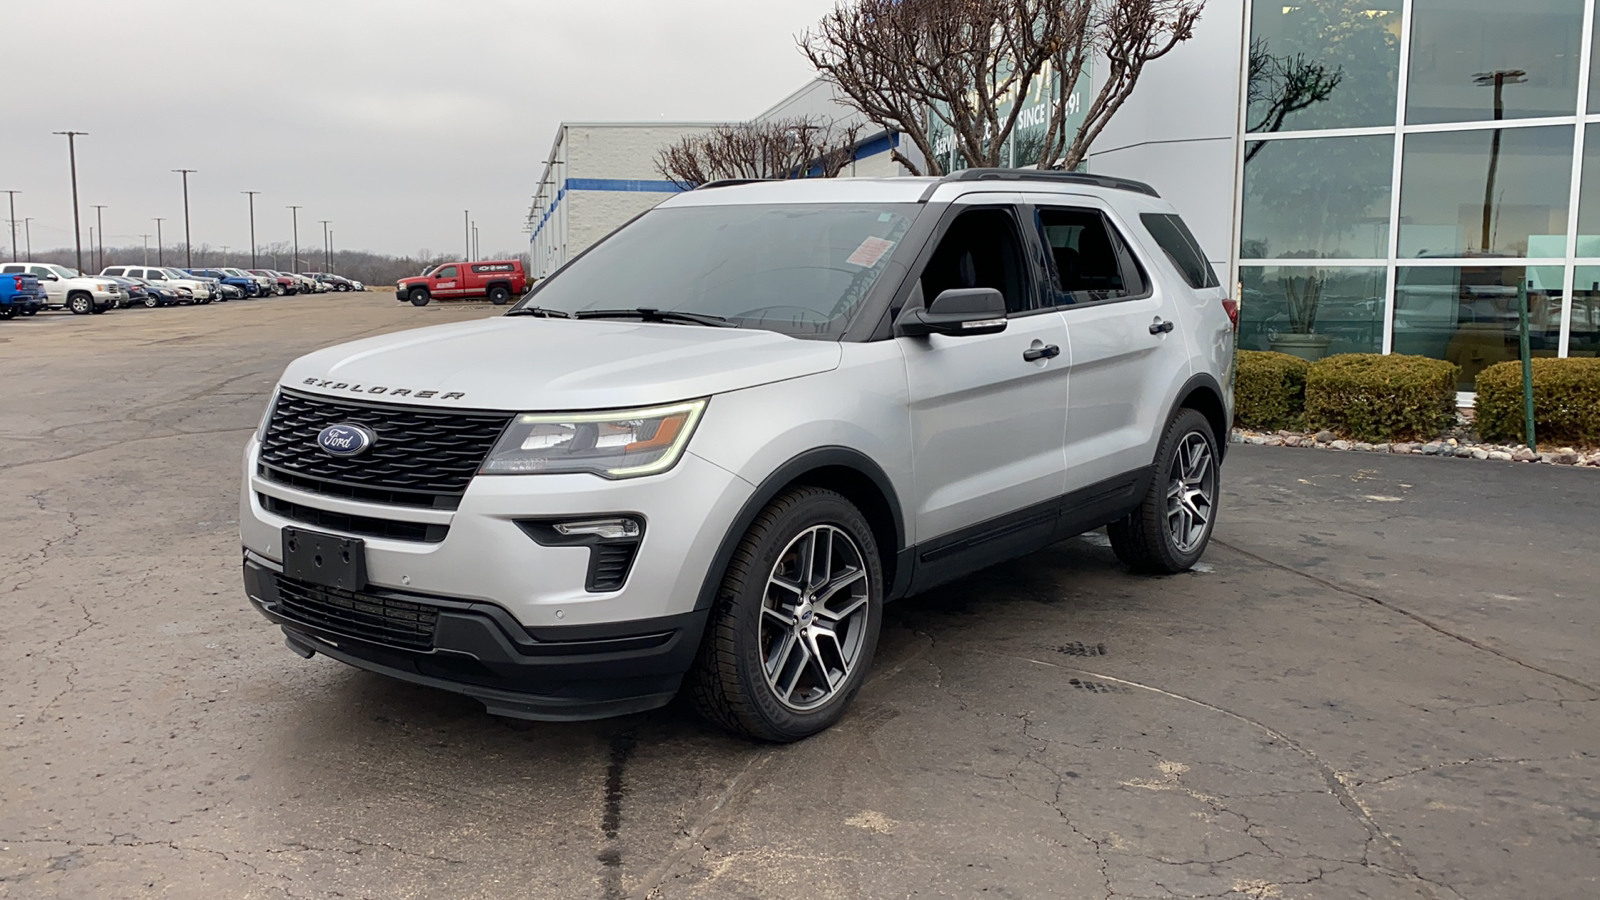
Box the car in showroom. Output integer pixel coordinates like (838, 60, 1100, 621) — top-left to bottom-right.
(240, 171, 1234, 742)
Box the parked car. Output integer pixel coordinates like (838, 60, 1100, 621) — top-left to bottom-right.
(295, 273, 325, 293)
(0, 262, 119, 313)
(395, 259, 527, 306)
(139, 278, 192, 307)
(240, 170, 1235, 741)
(307, 272, 355, 292)
(0, 271, 47, 318)
(100, 266, 215, 304)
(189, 268, 262, 298)
(249, 269, 300, 295)
(102, 276, 156, 308)
(219, 283, 246, 300)
(226, 268, 277, 295)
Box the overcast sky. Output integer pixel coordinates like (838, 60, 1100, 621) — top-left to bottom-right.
(3, 0, 837, 263)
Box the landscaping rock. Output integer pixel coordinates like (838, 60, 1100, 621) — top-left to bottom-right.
(1331, 440, 1352, 450)
(1355, 442, 1374, 451)
(1392, 442, 1413, 454)
(1246, 435, 1267, 445)
(1471, 448, 1489, 460)
(1315, 430, 1336, 443)
(1488, 450, 1513, 461)
(1513, 447, 1538, 462)
(1543, 450, 1581, 465)
(1455, 447, 1474, 458)
(1421, 442, 1443, 455)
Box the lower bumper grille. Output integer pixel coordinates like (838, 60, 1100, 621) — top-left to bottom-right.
(275, 575, 440, 650)
(259, 494, 448, 543)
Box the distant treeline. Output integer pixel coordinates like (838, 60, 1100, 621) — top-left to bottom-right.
(18, 243, 532, 288)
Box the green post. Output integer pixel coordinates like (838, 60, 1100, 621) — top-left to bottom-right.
(1518, 280, 1536, 453)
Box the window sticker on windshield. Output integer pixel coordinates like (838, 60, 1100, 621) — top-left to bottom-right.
(846, 236, 895, 268)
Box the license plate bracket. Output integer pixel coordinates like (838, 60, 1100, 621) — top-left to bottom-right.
(282, 527, 367, 591)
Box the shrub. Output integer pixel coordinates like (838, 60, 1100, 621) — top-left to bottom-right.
(1305, 353, 1458, 442)
(1234, 350, 1310, 430)
(1475, 358, 1600, 447)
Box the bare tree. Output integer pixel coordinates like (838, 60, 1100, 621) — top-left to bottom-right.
(1244, 38, 1343, 161)
(802, 0, 1203, 176)
(654, 117, 865, 189)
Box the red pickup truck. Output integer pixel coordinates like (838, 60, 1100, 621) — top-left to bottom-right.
(396, 260, 527, 306)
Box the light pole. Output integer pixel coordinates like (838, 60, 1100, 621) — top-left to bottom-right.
(286, 205, 302, 273)
(1473, 70, 1526, 253)
(472, 222, 479, 261)
(3, 190, 18, 261)
(154, 217, 166, 266)
(52, 131, 89, 272)
(463, 209, 470, 261)
(140, 233, 150, 265)
(329, 229, 335, 274)
(242, 190, 261, 268)
(318, 220, 330, 271)
(172, 169, 196, 268)
(23, 218, 32, 258)
(91, 204, 107, 270)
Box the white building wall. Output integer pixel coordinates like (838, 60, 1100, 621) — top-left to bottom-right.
(1085, 0, 1247, 277)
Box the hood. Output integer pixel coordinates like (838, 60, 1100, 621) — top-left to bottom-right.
(281, 317, 842, 411)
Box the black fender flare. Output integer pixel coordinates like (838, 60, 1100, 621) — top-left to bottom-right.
(1165, 372, 1230, 462)
(694, 446, 908, 612)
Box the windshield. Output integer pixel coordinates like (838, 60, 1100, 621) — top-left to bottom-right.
(163, 268, 191, 279)
(514, 203, 918, 337)
(50, 265, 81, 278)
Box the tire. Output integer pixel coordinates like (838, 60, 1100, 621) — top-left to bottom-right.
(90, 303, 108, 315)
(408, 288, 431, 307)
(0, 307, 14, 320)
(68, 294, 92, 315)
(687, 487, 884, 742)
(22, 308, 37, 316)
(144, 296, 159, 308)
(1107, 408, 1220, 575)
(273, 284, 285, 296)
(336, 283, 350, 292)
(488, 286, 511, 305)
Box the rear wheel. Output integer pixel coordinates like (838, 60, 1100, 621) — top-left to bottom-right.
(335, 283, 350, 292)
(488, 285, 511, 305)
(68, 294, 92, 315)
(0, 307, 14, 320)
(688, 487, 883, 742)
(1107, 408, 1219, 574)
(143, 295, 159, 308)
(408, 288, 431, 307)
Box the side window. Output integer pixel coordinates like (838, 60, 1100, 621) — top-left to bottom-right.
(29, 266, 51, 277)
(920, 207, 1033, 315)
(435, 266, 459, 279)
(1035, 207, 1146, 305)
(1140, 212, 1220, 290)
(103, 267, 123, 277)
(147, 271, 166, 281)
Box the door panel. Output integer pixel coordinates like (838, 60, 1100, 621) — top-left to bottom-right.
(1022, 194, 1192, 492)
(901, 198, 1070, 547)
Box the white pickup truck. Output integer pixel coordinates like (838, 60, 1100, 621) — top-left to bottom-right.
(0, 262, 121, 314)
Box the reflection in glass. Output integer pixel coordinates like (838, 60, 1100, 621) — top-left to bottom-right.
(1397, 126, 1573, 258)
(1574, 124, 1600, 254)
(1247, 0, 1401, 133)
(1571, 267, 1600, 357)
(1238, 267, 1387, 359)
(1242, 134, 1393, 259)
(1393, 266, 1565, 389)
(1406, 0, 1583, 125)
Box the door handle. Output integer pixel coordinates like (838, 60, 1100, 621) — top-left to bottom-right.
(1023, 344, 1061, 362)
(1149, 318, 1175, 335)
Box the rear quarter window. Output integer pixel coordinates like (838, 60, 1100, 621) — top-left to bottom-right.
(1140, 213, 1220, 290)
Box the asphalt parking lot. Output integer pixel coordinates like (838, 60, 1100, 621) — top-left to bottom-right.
(2, 294, 1596, 900)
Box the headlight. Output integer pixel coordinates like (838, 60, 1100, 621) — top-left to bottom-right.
(480, 399, 707, 478)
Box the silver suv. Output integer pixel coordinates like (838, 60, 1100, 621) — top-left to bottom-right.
(240, 170, 1235, 741)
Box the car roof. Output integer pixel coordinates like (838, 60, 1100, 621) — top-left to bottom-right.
(660, 169, 1165, 210)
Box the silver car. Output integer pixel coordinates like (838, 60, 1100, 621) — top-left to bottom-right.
(239, 170, 1235, 741)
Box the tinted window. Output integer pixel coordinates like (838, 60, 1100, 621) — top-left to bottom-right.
(435, 266, 459, 278)
(0, 265, 20, 274)
(519, 203, 919, 336)
(1036, 207, 1145, 304)
(921, 208, 1032, 314)
(1141, 213, 1220, 289)
(103, 267, 125, 276)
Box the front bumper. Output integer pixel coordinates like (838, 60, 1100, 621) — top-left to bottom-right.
(244, 556, 708, 720)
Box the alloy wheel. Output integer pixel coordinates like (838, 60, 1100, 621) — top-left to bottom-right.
(1165, 432, 1215, 554)
(759, 524, 872, 712)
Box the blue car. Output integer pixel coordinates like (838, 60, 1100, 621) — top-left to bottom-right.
(0, 271, 47, 319)
(188, 268, 261, 298)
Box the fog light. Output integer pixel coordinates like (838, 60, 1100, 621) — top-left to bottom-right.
(553, 518, 641, 540)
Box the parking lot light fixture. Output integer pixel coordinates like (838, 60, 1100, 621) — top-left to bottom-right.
(242, 191, 261, 268)
(52, 131, 88, 271)
(287, 206, 302, 274)
(3, 190, 18, 261)
(92, 204, 107, 270)
(319, 220, 331, 272)
(153, 217, 166, 266)
(173, 169, 197, 268)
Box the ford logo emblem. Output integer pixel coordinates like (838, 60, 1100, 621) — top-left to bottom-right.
(316, 423, 375, 457)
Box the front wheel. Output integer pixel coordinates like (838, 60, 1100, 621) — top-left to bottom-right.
(688, 487, 883, 742)
(1107, 408, 1220, 574)
(335, 283, 349, 292)
(408, 288, 430, 307)
(68, 294, 92, 315)
(143, 296, 159, 308)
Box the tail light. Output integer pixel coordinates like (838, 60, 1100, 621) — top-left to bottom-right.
(1221, 297, 1239, 329)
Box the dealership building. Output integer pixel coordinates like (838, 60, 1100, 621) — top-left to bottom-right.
(530, 0, 1600, 391)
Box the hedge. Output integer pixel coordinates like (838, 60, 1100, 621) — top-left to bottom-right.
(1475, 358, 1600, 447)
(1234, 350, 1310, 430)
(1305, 353, 1458, 442)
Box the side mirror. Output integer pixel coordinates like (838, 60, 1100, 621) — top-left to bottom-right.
(895, 287, 1007, 337)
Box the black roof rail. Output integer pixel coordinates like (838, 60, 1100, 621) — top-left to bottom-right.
(943, 168, 1160, 198)
(693, 178, 773, 190)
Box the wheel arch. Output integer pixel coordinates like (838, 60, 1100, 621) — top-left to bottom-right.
(1171, 373, 1229, 460)
(695, 447, 909, 613)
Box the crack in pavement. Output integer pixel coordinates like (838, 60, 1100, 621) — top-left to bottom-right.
(1214, 539, 1600, 696)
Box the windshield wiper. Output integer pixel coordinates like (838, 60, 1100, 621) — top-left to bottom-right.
(572, 307, 733, 327)
(503, 306, 573, 319)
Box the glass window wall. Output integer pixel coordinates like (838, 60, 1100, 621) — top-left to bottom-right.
(1572, 267, 1600, 356)
(1238, 266, 1388, 357)
(1242, 134, 1394, 259)
(1393, 266, 1565, 388)
(1397, 126, 1574, 259)
(1247, 0, 1402, 133)
(1406, 0, 1584, 125)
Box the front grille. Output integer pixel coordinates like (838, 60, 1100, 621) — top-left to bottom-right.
(259, 389, 513, 503)
(275, 575, 440, 650)
(259, 494, 448, 543)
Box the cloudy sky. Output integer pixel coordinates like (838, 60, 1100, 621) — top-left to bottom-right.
(4, 0, 838, 263)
